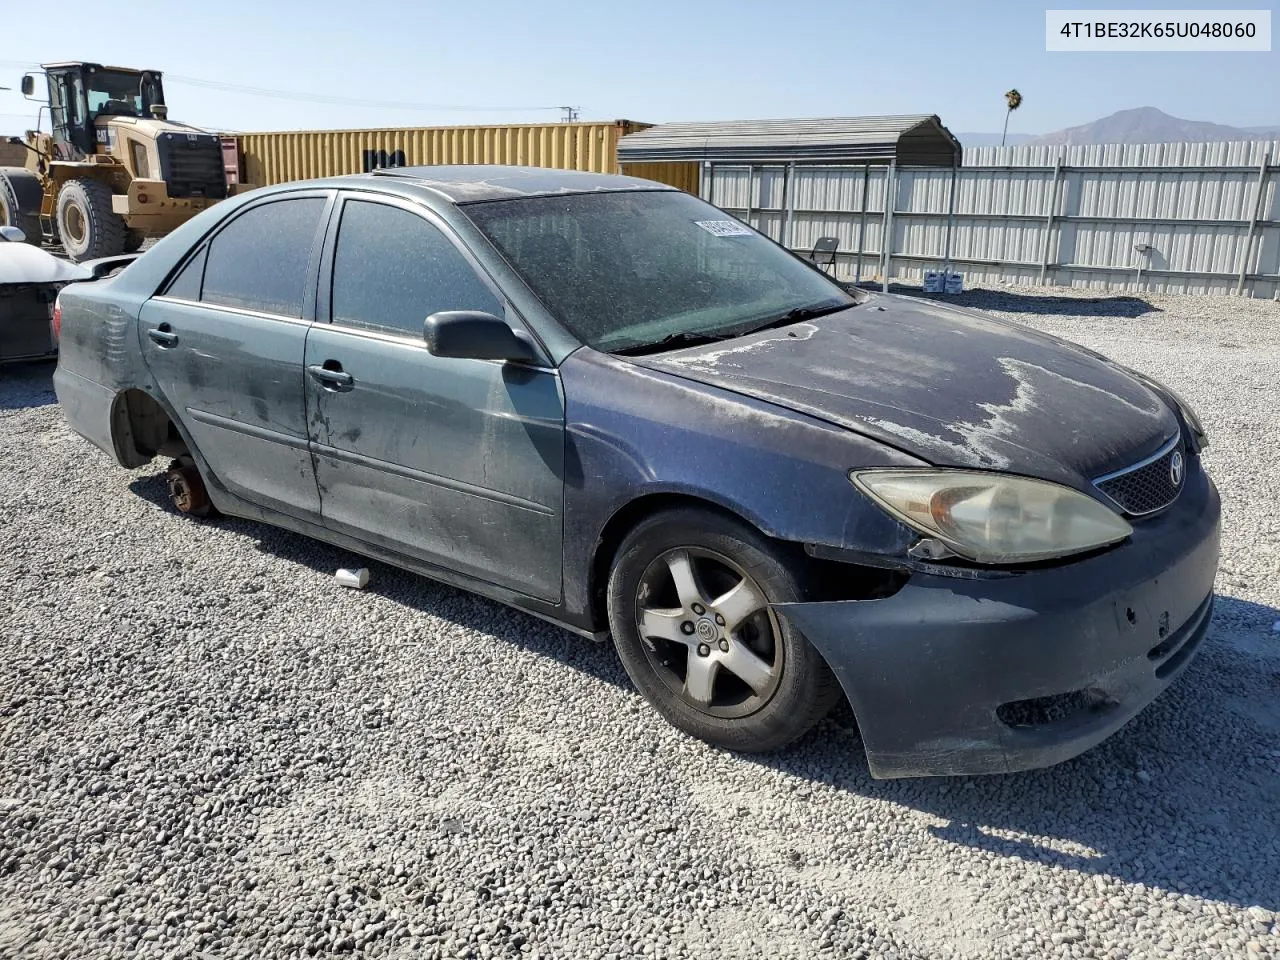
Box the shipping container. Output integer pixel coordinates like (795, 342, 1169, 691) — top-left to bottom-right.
(619, 161, 701, 194)
(234, 121, 653, 187)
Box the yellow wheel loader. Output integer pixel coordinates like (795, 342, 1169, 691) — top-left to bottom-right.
(0, 62, 244, 261)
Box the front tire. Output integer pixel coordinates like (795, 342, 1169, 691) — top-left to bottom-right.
(607, 507, 842, 753)
(56, 178, 126, 261)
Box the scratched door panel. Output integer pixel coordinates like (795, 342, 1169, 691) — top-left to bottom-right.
(305, 324, 565, 601)
(139, 298, 319, 519)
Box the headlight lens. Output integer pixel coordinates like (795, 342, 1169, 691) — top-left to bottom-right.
(850, 470, 1133, 564)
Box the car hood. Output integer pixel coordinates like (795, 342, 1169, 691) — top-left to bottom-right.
(629, 294, 1179, 488)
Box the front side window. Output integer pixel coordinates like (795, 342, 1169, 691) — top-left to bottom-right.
(464, 189, 855, 354)
(330, 199, 502, 336)
(201, 198, 326, 317)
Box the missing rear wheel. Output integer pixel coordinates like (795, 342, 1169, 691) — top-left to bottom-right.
(165, 457, 214, 518)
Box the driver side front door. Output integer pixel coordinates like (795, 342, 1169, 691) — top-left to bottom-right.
(304, 194, 565, 601)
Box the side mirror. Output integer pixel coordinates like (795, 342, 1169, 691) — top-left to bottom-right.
(0, 225, 25, 243)
(424, 311, 539, 363)
(20, 75, 34, 97)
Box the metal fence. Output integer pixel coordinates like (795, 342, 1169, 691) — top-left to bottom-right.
(701, 140, 1280, 298)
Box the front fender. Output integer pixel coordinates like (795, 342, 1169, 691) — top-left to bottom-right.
(558, 348, 925, 625)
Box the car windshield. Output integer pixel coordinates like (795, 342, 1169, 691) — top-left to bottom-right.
(85, 70, 152, 119)
(463, 190, 857, 354)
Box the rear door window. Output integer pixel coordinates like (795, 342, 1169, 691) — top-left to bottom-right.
(329, 199, 502, 336)
(200, 197, 326, 317)
(163, 246, 206, 301)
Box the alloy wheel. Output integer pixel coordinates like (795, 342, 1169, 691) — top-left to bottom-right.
(634, 547, 783, 719)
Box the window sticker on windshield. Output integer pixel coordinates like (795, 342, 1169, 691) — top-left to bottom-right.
(694, 220, 753, 237)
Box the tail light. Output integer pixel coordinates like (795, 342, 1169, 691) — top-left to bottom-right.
(51, 295, 63, 343)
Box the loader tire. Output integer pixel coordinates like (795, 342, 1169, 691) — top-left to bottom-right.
(56, 178, 126, 261)
(0, 168, 43, 245)
(123, 229, 146, 253)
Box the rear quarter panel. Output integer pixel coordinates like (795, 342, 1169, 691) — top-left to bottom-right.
(52, 278, 158, 464)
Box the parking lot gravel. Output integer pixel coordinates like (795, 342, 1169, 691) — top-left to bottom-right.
(1, 284, 1278, 960)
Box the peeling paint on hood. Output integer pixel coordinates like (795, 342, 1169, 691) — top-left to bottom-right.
(632, 294, 1179, 488)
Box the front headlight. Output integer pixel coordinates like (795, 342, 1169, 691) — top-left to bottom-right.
(850, 470, 1133, 565)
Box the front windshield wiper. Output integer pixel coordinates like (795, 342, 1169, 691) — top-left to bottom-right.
(734, 300, 852, 336)
(611, 300, 854, 357)
(612, 330, 735, 357)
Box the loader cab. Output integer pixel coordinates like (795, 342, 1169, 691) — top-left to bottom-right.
(27, 62, 166, 162)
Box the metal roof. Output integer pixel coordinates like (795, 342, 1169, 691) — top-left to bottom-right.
(39, 62, 159, 74)
(617, 115, 961, 166)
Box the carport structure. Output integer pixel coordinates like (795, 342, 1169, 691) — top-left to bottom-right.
(617, 115, 961, 289)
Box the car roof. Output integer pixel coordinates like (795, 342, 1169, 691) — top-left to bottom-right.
(361, 165, 678, 203)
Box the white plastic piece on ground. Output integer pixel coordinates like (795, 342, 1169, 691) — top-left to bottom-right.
(336, 567, 370, 589)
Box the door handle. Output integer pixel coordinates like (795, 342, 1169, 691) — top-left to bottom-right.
(147, 324, 178, 347)
(307, 363, 354, 391)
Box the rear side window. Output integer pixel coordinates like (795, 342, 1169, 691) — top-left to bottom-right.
(164, 245, 206, 300)
(200, 197, 326, 317)
(330, 199, 502, 336)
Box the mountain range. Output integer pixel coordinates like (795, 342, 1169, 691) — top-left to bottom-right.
(958, 107, 1280, 148)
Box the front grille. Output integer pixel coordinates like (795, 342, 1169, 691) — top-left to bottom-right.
(1093, 434, 1184, 516)
(156, 133, 229, 200)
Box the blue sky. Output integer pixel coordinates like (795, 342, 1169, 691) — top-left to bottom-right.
(1, 0, 1276, 136)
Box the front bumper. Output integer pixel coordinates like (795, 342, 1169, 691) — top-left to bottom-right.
(775, 468, 1221, 779)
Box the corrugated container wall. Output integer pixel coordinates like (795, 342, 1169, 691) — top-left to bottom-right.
(235, 121, 652, 187)
(619, 162, 701, 194)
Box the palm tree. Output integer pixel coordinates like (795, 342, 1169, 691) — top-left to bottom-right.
(1001, 89, 1023, 147)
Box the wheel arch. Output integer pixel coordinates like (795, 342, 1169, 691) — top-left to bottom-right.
(587, 489, 793, 633)
(49, 163, 130, 194)
(108, 386, 190, 468)
(586, 486, 911, 634)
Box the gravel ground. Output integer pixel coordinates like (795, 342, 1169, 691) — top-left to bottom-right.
(1, 284, 1278, 960)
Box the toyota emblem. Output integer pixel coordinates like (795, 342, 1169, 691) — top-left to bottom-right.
(1169, 450, 1185, 487)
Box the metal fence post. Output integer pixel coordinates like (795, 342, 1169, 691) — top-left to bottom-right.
(881, 160, 896, 293)
(1236, 147, 1272, 296)
(854, 165, 870, 285)
(1039, 149, 1065, 285)
(782, 161, 796, 248)
(942, 163, 958, 278)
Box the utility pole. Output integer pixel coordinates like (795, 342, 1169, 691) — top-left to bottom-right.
(560, 106, 580, 123)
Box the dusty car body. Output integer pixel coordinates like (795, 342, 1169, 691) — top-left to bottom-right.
(0, 228, 139, 362)
(0, 226, 87, 362)
(51, 167, 1220, 778)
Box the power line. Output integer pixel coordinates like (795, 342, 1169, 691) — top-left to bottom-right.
(0, 61, 569, 116)
(165, 75, 563, 114)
